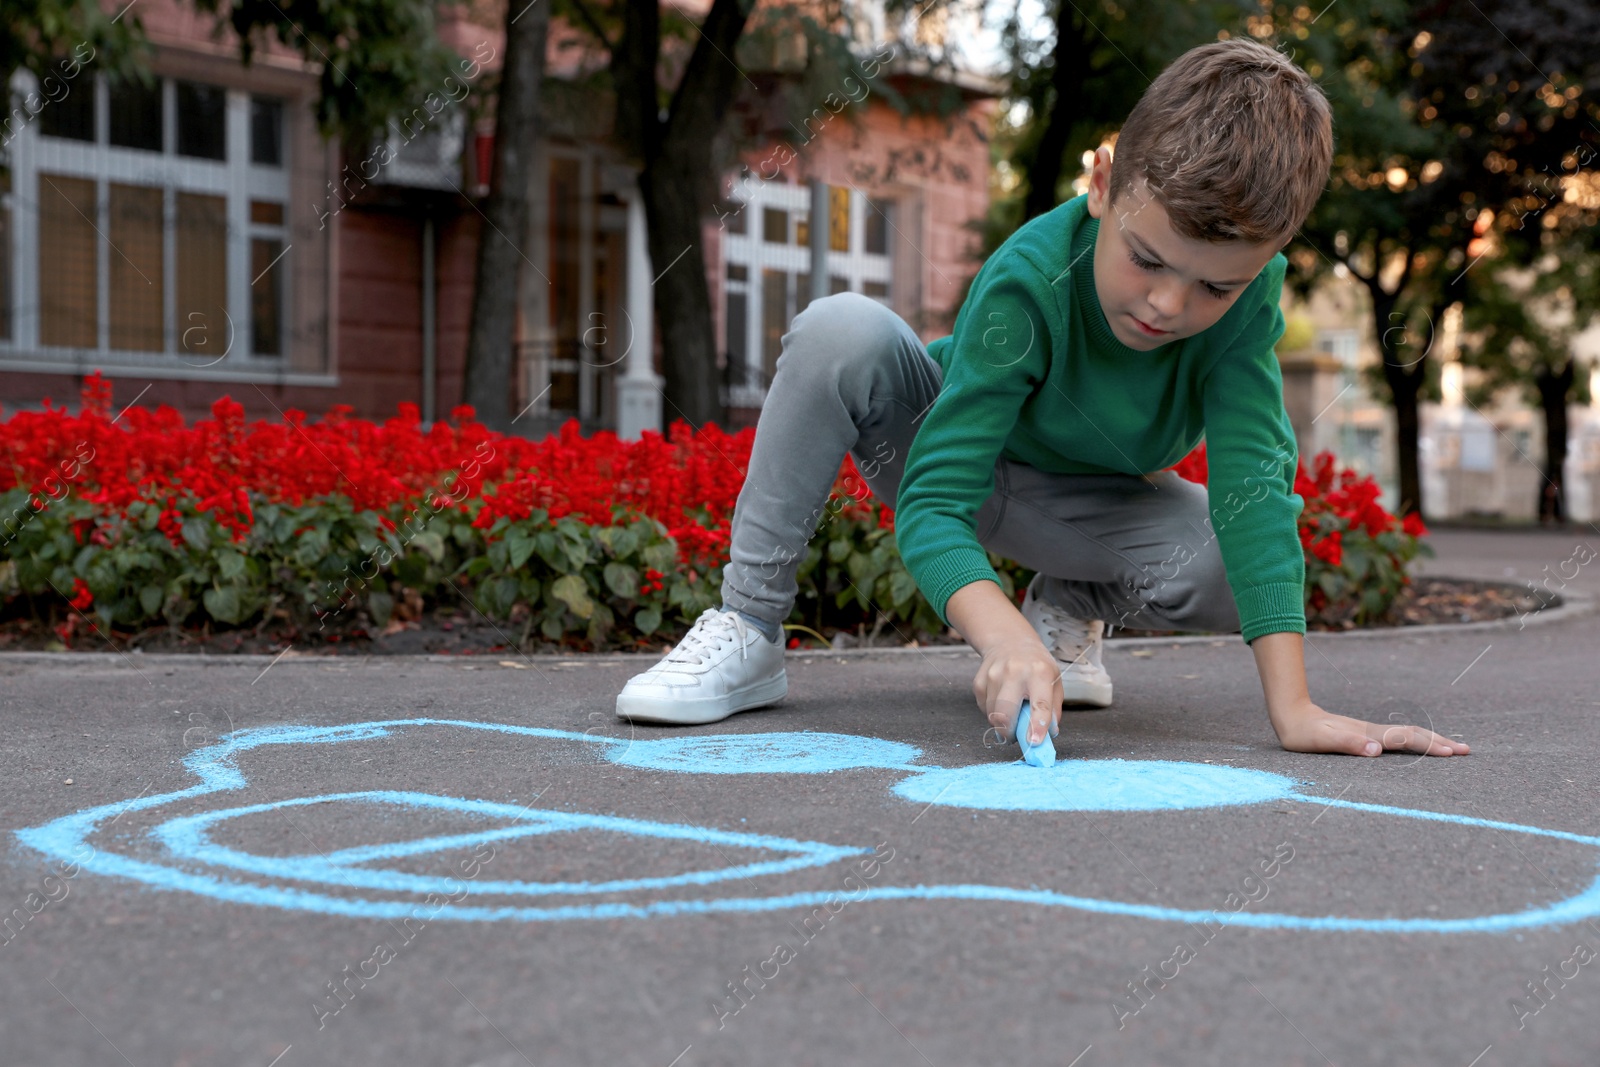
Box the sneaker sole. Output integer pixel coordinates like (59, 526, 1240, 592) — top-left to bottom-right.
(614, 672, 789, 726)
(1060, 675, 1113, 709)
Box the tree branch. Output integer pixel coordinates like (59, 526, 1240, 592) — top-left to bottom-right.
(564, 0, 612, 51)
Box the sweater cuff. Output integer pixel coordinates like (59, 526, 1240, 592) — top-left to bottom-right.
(916, 546, 1004, 626)
(1235, 581, 1307, 643)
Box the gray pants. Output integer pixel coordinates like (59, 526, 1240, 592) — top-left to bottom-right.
(720, 292, 1241, 635)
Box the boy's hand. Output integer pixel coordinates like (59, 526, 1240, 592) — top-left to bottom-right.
(1271, 702, 1469, 757)
(1251, 632, 1470, 758)
(973, 638, 1063, 745)
(945, 580, 1065, 747)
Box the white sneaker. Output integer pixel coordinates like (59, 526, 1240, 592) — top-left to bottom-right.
(1020, 575, 1113, 708)
(615, 608, 787, 725)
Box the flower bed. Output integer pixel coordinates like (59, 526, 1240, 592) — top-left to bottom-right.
(1168, 443, 1431, 629)
(0, 377, 1427, 650)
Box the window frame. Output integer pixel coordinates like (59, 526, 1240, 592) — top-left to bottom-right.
(720, 177, 893, 404)
(0, 67, 327, 383)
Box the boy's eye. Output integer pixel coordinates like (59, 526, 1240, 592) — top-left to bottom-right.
(1126, 247, 1232, 300)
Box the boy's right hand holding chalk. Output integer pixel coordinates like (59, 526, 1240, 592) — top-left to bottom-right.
(949, 580, 1064, 748)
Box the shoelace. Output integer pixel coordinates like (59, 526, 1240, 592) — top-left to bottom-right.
(1036, 607, 1094, 669)
(663, 610, 750, 666)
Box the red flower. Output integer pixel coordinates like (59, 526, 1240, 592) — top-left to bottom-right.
(1168, 443, 1208, 484)
(1401, 512, 1428, 539)
(1309, 531, 1343, 568)
(68, 577, 93, 611)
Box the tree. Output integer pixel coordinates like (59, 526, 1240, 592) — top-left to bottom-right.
(986, 0, 1599, 519)
(191, 0, 461, 141)
(1457, 241, 1600, 523)
(3, 0, 141, 92)
(550, 0, 950, 430)
(1295, 0, 1600, 517)
(994, 0, 1255, 224)
(461, 0, 550, 429)
(1406, 0, 1600, 522)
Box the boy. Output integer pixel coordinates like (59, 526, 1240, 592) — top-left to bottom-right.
(615, 38, 1469, 761)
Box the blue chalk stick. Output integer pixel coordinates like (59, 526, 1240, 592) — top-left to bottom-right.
(1013, 699, 1056, 768)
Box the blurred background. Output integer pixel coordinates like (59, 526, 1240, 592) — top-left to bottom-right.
(3, 0, 1599, 524)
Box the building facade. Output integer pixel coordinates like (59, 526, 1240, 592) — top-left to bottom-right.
(0, 0, 998, 437)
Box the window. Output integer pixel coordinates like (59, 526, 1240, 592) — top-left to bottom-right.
(176, 81, 226, 160)
(864, 200, 891, 255)
(109, 76, 162, 152)
(724, 197, 747, 235)
(761, 268, 787, 382)
(762, 207, 787, 243)
(250, 96, 283, 166)
(39, 72, 92, 141)
(723, 178, 897, 397)
(250, 200, 287, 355)
(108, 183, 165, 351)
(828, 186, 850, 252)
(5, 71, 306, 373)
(37, 175, 96, 347)
(177, 192, 228, 360)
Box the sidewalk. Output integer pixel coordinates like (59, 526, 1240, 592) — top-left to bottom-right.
(1, 527, 1596, 1066)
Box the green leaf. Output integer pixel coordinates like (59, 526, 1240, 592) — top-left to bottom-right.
(486, 538, 509, 571)
(551, 574, 594, 620)
(888, 568, 918, 610)
(608, 525, 637, 559)
(202, 586, 243, 624)
(507, 530, 537, 570)
(1316, 570, 1345, 599)
(476, 576, 515, 618)
(410, 530, 446, 563)
(603, 562, 640, 599)
(217, 550, 246, 581)
(139, 584, 163, 616)
(180, 519, 210, 553)
(368, 590, 394, 626)
(642, 541, 677, 572)
(634, 606, 662, 635)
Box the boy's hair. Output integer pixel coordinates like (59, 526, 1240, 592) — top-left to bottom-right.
(1108, 37, 1333, 248)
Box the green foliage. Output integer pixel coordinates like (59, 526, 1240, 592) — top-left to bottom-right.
(187, 0, 465, 141)
(2, 0, 145, 96)
(1304, 523, 1433, 629)
(7, 0, 467, 146)
(0, 486, 1022, 647)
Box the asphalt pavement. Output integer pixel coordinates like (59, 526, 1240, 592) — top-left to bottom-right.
(2, 526, 1598, 1067)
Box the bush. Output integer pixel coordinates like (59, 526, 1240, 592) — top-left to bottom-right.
(1169, 444, 1431, 628)
(0, 376, 1427, 648)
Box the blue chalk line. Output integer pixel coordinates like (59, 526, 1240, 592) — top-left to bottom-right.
(14, 719, 1600, 933)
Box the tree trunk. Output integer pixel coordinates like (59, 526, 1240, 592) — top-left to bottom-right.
(614, 0, 753, 431)
(1023, 3, 1090, 222)
(461, 0, 550, 430)
(1372, 290, 1426, 516)
(642, 154, 723, 428)
(1386, 369, 1423, 516)
(1534, 359, 1574, 524)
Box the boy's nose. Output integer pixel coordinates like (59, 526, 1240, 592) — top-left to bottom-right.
(1146, 283, 1185, 321)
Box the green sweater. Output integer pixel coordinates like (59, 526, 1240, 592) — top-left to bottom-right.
(897, 193, 1306, 643)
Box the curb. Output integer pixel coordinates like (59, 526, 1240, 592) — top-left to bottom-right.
(0, 583, 1589, 668)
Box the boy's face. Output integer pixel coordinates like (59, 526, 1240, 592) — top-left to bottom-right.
(1083, 146, 1283, 350)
